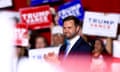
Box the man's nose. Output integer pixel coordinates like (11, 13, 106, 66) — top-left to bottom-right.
(64, 28, 69, 32)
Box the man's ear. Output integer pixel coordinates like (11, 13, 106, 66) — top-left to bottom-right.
(76, 26, 80, 32)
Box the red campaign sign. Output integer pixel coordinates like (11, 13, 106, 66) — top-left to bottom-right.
(15, 23, 29, 46)
(19, 5, 52, 30)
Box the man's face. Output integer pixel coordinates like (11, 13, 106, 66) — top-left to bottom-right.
(63, 20, 80, 39)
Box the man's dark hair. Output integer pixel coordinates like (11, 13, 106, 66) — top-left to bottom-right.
(63, 16, 82, 27)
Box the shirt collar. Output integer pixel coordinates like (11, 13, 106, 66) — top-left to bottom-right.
(68, 35, 80, 47)
(64, 35, 80, 56)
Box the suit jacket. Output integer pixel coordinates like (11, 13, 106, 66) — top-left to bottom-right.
(58, 37, 92, 72)
(59, 37, 91, 57)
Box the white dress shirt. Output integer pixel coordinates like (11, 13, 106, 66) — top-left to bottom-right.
(65, 35, 80, 56)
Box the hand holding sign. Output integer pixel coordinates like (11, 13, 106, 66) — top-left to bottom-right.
(44, 52, 60, 64)
(29, 47, 60, 61)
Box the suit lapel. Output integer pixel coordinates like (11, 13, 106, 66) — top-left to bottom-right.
(59, 43, 67, 55)
(69, 37, 82, 55)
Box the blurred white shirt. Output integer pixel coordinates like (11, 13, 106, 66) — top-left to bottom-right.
(17, 58, 63, 72)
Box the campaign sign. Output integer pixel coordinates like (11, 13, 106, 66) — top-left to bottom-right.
(15, 23, 29, 46)
(30, 0, 59, 6)
(82, 11, 119, 38)
(0, 0, 12, 8)
(58, 0, 84, 26)
(30, 0, 49, 6)
(20, 5, 52, 30)
(119, 14, 120, 24)
(113, 40, 120, 58)
(29, 47, 60, 60)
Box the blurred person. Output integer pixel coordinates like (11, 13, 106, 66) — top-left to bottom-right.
(51, 13, 59, 26)
(15, 46, 28, 60)
(15, 46, 28, 72)
(91, 38, 112, 57)
(117, 24, 120, 40)
(51, 25, 64, 47)
(50, 7, 58, 27)
(51, 12, 64, 47)
(52, 34, 64, 47)
(111, 24, 120, 72)
(53, 14, 59, 26)
(33, 36, 48, 49)
(90, 38, 112, 72)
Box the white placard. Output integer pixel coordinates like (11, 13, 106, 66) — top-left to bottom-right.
(118, 14, 120, 24)
(15, 27, 29, 46)
(29, 47, 60, 60)
(0, 0, 12, 8)
(82, 11, 119, 38)
(113, 40, 120, 58)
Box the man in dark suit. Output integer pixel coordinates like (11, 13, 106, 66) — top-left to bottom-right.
(59, 16, 91, 58)
(44, 16, 91, 72)
(58, 16, 91, 72)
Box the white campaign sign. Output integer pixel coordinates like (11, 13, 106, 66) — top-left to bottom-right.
(0, 0, 12, 8)
(113, 40, 120, 58)
(29, 47, 60, 60)
(119, 14, 120, 24)
(82, 11, 119, 38)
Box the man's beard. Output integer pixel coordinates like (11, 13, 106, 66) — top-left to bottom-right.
(64, 32, 78, 40)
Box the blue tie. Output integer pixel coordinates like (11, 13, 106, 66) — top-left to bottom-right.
(65, 40, 70, 56)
